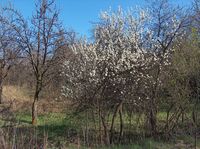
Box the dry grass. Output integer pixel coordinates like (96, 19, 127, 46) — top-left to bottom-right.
(2, 85, 67, 113)
(3, 85, 32, 102)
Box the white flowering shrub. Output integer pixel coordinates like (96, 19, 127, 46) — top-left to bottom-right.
(61, 8, 151, 109)
(61, 3, 185, 136)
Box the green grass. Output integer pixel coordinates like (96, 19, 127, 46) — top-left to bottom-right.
(15, 112, 82, 138)
(0, 111, 199, 148)
(16, 112, 66, 126)
(66, 139, 173, 149)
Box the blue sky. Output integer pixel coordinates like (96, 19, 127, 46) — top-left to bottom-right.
(0, 0, 192, 38)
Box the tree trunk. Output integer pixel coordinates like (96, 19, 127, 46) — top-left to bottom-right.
(32, 97, 38, 125)
(32, 89, 40, 125)
(149, 108, 157, 136)
(192, 106, 197, 149)
(0, 71, 3, 104)
(98, 100, 103, 145)
(166, 104, 173, 133)
(118, 106, 123, 143)
(110, 101, 123, 144)
(0, 81, 3, 104)
(147, 99, 157, 136)
(101, 114, 110, 145)
(148, 87, 158, 136)
(32, 78, 42, 125)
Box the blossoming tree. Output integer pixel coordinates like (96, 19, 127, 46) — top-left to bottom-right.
(62, 0, 186, 144)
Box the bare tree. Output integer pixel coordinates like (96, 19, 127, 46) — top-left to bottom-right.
(143, 0, 187, 135)
(6, 0, 66, 125)
(28, 0, 65, 125)
(0, 7, 22, 104)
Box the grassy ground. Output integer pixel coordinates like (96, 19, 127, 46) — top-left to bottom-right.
(1, 85, 200, 148)
(67, 139, 174, 149)
(0, 110, 198, 148)
(11, 112, 199, 149)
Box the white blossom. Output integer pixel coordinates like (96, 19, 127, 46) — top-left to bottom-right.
(61, 6, 184, 107)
